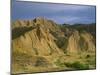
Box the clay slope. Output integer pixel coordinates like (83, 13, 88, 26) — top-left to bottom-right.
(12, 17, 96, 56)
(12, 17, 63, 56)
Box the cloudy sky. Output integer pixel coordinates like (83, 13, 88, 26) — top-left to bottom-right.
(12, 0, 96, 24)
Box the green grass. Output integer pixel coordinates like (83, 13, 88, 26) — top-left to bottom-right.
(64, 61, 89, 70)
(54, 58, 90, 70)
(54, 59, 66, 67)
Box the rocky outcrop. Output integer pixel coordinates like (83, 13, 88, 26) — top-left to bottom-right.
(64, 30, 95, 54)
(12, 17, 64, 56)
(66, 30, 81, 54)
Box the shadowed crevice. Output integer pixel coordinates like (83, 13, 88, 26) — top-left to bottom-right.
(12, 26, 36, 40)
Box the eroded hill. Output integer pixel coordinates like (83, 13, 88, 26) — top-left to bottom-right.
(12, 17, 96, 74)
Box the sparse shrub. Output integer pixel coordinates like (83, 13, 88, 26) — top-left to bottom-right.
(86, 54, 90, 58)
(34, 57, 49, 67)
(71, 61, 89, 70)
(86, 57, 96, 66)
(64, 61, 89, 70)
(64, 62, 72, 67)
(54, 59, 65, 67)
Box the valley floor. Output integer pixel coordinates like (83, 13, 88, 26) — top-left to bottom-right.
(12, 51, 96, 74)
